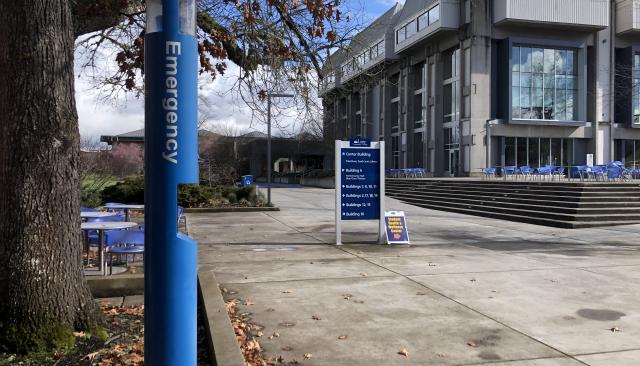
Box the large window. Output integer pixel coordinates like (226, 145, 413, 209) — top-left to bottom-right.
(504, 137, 575, 168)
(511, 46, 578, 121)
(417, 4, 440, 31)
(443, 48, 460, 123)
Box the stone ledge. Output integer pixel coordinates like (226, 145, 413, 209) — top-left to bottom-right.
(198, 269, 245, 366)
(185, 207, 280, 213)
(87, 274, 144, 298)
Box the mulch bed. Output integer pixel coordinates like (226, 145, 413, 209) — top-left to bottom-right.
(0, 302, 212, 366)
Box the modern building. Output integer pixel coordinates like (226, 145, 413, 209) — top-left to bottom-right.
(320, 0, 640, 176)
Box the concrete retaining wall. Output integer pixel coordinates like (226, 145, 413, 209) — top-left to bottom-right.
(300, 176, 335, 188)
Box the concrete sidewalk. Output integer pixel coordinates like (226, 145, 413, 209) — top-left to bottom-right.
(191, 187, 640, 365)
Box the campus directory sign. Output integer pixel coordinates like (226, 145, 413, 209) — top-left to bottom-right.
(385, 211, 410, 245)
(144, 0, 198, 364)
(335, 139, 385, 244)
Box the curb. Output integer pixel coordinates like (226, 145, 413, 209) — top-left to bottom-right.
(87, 274, 144, 298)
(185, 207, 280, 213)
(198, 268, 245, 366)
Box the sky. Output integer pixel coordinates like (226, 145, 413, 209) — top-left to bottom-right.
(75, 0, 402, 143)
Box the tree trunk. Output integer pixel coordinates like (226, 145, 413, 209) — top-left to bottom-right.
(0, 0, 102, 352)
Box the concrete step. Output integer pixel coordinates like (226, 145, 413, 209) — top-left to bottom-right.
(391, 199, 640, 229)
(385, 182, 640, 197)
(385, 186, 640, 203)
(389, 194, 640, 222)
(388, 190, 640, 214)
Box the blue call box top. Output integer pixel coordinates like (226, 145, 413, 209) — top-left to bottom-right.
(350, 138, 371, 147)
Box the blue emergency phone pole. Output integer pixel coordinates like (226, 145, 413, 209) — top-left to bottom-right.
(144, 0, 199, 364)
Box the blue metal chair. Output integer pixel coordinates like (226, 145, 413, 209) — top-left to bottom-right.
(482, 167, 496, 179)
(177, 206, 188, 233)
(503, 166, 517, 180)
(552, 167, 566, 180)
(105, 229, 145, 275)
(518, 166, 533, 180)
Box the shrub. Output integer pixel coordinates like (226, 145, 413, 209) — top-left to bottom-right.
(100, 176, 144, 204)
(98, 175, 262, 207)
(178, 185, 216, 208)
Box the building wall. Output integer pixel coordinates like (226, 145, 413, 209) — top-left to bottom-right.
(321, 0, 640, 176)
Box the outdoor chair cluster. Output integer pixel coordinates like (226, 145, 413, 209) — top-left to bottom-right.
(81, 204, 188, 275)
(386, 168, 427, 178)
(482, 161, 640, 181)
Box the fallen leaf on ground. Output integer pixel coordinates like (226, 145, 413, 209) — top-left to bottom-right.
(467, 341, 477, 347)
(282, 346, 293, 351)
(338, 335, 348, 340)
(436, 352, 447, 358)
(416, 292, 426, 296)
(470, 279, 477, 282)
(312, 315, 321, 320)
(273, 332, 280, 338)
(360, 272, 367, 276)
(81, 352, 99, 361)
(398, 348, 409, 357)
(282, 290, 293, 294)
(611, 327, 622, 332)
(304, 353, 312, 359)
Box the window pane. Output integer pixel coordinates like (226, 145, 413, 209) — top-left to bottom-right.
(563, 139, 573, 167)
(505, 137, 516, 166)
(555, 50, 567, 74)
(512, 87, 520, 118)
(532, 48, 544, 73)
(418, 12, 428, 31)
(551, 138, 562, 166)
(406, 21, 416, 38)
(520, 72, 531, 88)
(555, 74, 565, 89)
(544, 73, 555, 89)
(544, 49, 555, 73)
(512, 47, 520, 72)
(529, 138, 540, 167)
(517, 137, 528, 167)
(544, 89, 554, 119)
(566, 75, 576, 90)
(521, 47, 532, 72)
(429, 5, 440, 24)
(566, 50, 576, 75)
(555, 88, 566, 120)
(532, 88, 543, 119)
(521, 87, 531, 118)
(566, 90, 575, 121)
(540, 138, 551, 166)
(512, 71, 520, 87)
(532, 73, 543, 88)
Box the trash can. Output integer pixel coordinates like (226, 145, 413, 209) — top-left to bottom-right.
(241, 175, 254, 187)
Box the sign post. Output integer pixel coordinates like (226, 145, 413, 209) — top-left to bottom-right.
(145, 0, 198, 364)
(335, 139, 385, 245)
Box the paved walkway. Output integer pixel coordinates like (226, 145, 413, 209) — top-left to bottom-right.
(191, 187, 640, 365)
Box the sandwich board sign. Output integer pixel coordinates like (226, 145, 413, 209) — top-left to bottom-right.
(335, 138, 385, 245)
(384, 211, 410, 244)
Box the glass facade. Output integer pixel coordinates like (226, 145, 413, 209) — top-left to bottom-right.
(397, 4, 441, 44)
(511, 46, 578, 121)
(614, 140, 640, 168)
(504, 137, 575, 168)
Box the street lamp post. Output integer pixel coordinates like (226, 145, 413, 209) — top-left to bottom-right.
(266, 93, 294, 206)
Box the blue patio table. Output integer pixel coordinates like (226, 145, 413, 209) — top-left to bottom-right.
(103, 204, 145, 221)
(81, 221, 138, 274)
